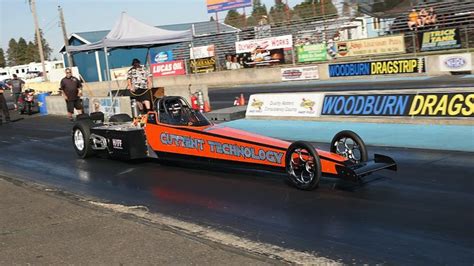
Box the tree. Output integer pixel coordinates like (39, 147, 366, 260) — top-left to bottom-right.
(7, 38, 18, 66)
(34, 29, 52, 61)
(247, 0, 268, 27)
(26, 41, 38, 63)
(224, 9, 246, 29)
(0, 48, 5, 67)
(16, 37, 29, 64)
(293, 0, 338, 20)
(269, 0, 290, 24)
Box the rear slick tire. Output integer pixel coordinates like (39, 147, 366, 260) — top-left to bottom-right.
(72, 120, 95, 159)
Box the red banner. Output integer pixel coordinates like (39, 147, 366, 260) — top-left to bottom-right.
(151, 60, 186, 77)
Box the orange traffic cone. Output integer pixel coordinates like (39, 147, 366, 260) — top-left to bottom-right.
(204, 101, 211, 112)
(239, 93, 246, 106)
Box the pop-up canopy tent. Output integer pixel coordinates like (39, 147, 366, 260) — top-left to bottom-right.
(67, 12, 192, 80)
(66, 12, 192, 115)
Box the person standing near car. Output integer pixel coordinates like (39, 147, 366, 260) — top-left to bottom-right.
(127, 58, 152, 113)
(60, 68, 83, 121)
(0, 80, 11, 125)
(7, 74, 25, 110)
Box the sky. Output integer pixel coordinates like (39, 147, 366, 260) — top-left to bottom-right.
(0, 0, 304, 60)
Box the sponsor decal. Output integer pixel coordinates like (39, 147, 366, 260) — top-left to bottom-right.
(159, 132, 283, 164)
(335, 35, 405, 57)
(189, 57, 216, 74)
(296, 44, 327, 62)
(281, 66, 319, 81)
(439, 53, 472, 72)
(151, 60, 186, 77)
(420, 28, 461, 52)
(207, 0, 252, 13)
(235, 35, 293, 53)
(329, 58, 425, 77)
(112, 139, 123, 150)
(322, 92, 474, 117)
(246, 93, 324, 117)
(190, 45, 215, 60)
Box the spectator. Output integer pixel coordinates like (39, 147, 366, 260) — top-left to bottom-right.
(7, 74, 25, 110)
(127, 58, 152, 114)
(0, 80, 11, 125)
(427, 7, 437, 25)
(225, 55, 233, 70)
(419, 8, 428, 27)
(407, 9, 420, 30)
(59, 68, 83, 121)
(230, 56, 242, 70)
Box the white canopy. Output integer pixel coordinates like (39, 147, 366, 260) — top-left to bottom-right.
(66, 12, 192, 53)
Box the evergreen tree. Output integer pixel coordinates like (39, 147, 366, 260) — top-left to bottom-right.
(224, 9, 246, 29)
(269, 0, 290, 24)
(0, 48, 5, 67)
(26, 41, 38, 63)
(293, 0, 338, 20)
(247, 0, 268, 27)
(34, 29, 52, 60)
(16, 38, 29, 64)
(7, 38, 18, 66)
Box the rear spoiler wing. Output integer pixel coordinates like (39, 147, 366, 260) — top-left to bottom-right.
(336, 154, 397, 183)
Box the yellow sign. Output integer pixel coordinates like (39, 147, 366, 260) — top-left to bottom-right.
(409, 93, 474, 116)
(337, 35, 405, 58)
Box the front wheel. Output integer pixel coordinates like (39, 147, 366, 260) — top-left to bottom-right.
(285, 141, 322, 190)
(330, 130, 368, 163)
(72, 120, 95, 158)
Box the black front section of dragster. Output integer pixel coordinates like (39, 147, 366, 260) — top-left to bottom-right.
(335, 154, 397, 183)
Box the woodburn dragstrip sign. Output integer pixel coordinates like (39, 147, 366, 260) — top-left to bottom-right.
(329, 58, 425, 77)
(322, 92, 474, 117)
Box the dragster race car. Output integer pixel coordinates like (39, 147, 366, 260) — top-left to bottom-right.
(71, 96, 397, 190)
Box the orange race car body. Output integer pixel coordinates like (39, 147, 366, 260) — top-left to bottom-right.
(72, 96, 397, 190)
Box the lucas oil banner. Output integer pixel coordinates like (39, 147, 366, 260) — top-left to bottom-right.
(329, 58, 425, 77)
(420, 28, 461, 52)
(322, 92, 474, 117)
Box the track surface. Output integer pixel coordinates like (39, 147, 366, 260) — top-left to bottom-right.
(0, 116, 473, 265)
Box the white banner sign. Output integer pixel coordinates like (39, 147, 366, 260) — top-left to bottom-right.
(246, 93, 324, 117)
(236, 35, 293, 53)
(281, 66, 319, 81)
(439, 53, 472, 72)
(190, 44, 215, 59)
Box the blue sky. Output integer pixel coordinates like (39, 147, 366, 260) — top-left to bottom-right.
(0, 0, 303, 59)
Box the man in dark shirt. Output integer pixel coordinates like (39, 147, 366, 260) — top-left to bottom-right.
(7, 74, 25, 110)
(0, 81, 11, 125)
(59, 68, 83, 121)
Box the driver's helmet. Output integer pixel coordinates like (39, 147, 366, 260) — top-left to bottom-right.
(169, 102, 182, 117)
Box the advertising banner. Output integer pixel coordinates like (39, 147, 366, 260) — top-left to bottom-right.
(207, 0, 252, 13)
(150, 50, 174, 63)
(190, 45, 215, 60)
(335, 35, 405, 58)
(189, 57, 216, 73)
(329, 58, 425, 77)
(150, 60, 186, 77)
(246, 93, 324, 117)
(236, 35, 293, 53)
(321, 92, 474, 117)
(296, 44, 327, 62)
(281, 66, 319, 81)
(110, 67, 130, 81)
(439, 53, 472, 72)
(420, 28, 461, 52)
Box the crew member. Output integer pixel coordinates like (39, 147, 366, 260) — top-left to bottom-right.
(7, 74, 25, 110)
(59, 68, 83, 121)
(0, 81, 11, 125)
(127, 58, 152, 114)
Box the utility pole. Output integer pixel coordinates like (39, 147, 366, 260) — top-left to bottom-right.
(58, 5, 73, 67)
(29, 0, 48, 81)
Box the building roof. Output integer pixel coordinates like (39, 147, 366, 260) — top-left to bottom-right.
(71, 21, 238, 45)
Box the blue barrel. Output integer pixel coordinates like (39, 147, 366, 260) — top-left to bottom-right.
(37, 92, 50, 114)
